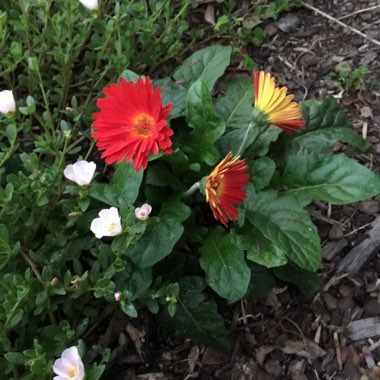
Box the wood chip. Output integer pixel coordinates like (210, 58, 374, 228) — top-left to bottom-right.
(347, 317, 380, 341)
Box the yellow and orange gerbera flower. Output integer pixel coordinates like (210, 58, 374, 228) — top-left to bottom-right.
(253, 71, 304, 133)
(205, 152, 249, 227)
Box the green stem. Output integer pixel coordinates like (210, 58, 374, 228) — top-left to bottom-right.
(183, 182, 200, 198)
(237, 121, 255, 156)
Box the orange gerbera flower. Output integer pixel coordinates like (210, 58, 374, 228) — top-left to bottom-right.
(92, 76, 173, 172)
(205, 152, 249, 227)
(253, 71, 304, 133)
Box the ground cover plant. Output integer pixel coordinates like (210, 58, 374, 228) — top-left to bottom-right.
(1, 1, 380, 379)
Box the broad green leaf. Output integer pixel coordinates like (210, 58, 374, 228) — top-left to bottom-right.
(158, 276, 230, 351)
(231, 226, 287, 268)
(245, 262, 276, 299)
(90, 161, 143, 207)
(215, 77, 254, 129)
(246, 191, 321, 271)
(185, 80, 226, 165)
(154, 77, 187, 119)
(145, 162, 184, 190)
(250, 157, 276, 191)
(120, 69, 140, 82)
(174, 45, 232, 91)
(126, 199, 190, 268)
(199, 228, 250, 301)
(245, 125, 281, 157)
(281, 154, 380, 207)
(280, 98, 370, 160)
(273, 262, 321, 296)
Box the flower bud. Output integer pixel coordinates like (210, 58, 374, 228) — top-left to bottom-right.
(114, 292, 121, 302)
(64, 160, 96, 186)
(0, 90, 16, 115)
(79, 0, 98, 10)
(135, 203, 152, 221)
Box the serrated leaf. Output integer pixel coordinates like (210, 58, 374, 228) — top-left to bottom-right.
(90, 161, 143, 207)
(158, 276, 230, 351)
(185, 80, 226, 165)
(231, 226, 287, 268)
(245, 125, 281, 157)
(215, 77, 254, 129)
(126, 199, 190, 268)
(281, 154, 380, 207)
(174, 45, 232, 91)
(246, 191, 322, 271)
(273, 262, 321, 296)
(199, 228, 250, 301)
(250, 157, 276, 191)
(280, 98, 371, 160)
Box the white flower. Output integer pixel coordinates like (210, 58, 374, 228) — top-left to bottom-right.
(64, 161, 96, 186)
(0, 90, 16, 115)
(90, 207, 122, 239)
(53, 346, 85, 380)
(114, 292, 121, 302)
(79, 0, 99, 10)
(135, 203, 152, 221)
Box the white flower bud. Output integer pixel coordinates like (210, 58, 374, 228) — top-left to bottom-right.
(0, 90, 16, 115)
(90, 207, 122, 239)
(114, 292, 121, 302)
(79, 0, 99, 10)
(64, 161, 96, 186)
(135, 203, 152, 221)
(53, 346, 85, 380)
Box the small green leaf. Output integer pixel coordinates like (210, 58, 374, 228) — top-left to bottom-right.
(90, 161, 143, 207)
(281, 154, 380, 207)
(126, 199, 190, 268)
(174, 45, 232, 91)
(158, 276, 230, 351)
(245, 263, 276, 299)
(199, 228, 250, 301)
(185, 80, 226, 165)
(250, 157, 276, 191)
(120, 69, 140, 82)
(246, 125, 281, 157)
(246, 191, 322, 271)
(215, 77, 254, 129)
(6, 124, 17, 141)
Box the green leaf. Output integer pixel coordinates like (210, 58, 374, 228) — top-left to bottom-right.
(246, 191, 321, 271)
(158, 276, 230, 351)
(90, 161, 143, 207)
(273, 262, 321, 296)
(154, 77, 187, 119)
(85, 364, 106, 380)
(174, 45, 232, 91)
(250, 157, 275, 191)
(126, 199, 190, 268)
(231, 226, 287, 268)
(281, 154, 380, 207)
(199, 228, 250, 301)
(280, 98, 370, 160)
(120, 69, 140, 82)
(246, 125, 281, 157)
(215, 77, 254, 129)
(245, 262, 276, 299)
(185, 80, 226, 165)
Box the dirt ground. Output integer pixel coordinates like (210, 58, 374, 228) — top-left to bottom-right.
(102, 1, 380, 379)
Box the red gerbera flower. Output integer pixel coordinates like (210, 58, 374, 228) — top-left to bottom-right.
(253, 71, 304, 133)
(205, 152, 249, 227)
(92, 76, 173, 172)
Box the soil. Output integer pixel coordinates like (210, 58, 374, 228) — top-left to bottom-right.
(102, 1, 380, 379)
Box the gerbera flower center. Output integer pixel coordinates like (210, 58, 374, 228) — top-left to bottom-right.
(68, 365, 78, 378)
(132, 113, 156, 137)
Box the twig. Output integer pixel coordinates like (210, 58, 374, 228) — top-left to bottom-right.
(303, 3, 380, 47)
(20, 248, 42, 282)
(338, 5, 380, 20)
(334, 331, 343, 371)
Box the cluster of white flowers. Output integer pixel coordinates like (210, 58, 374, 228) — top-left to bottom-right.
(0, 90, 16, 115)
(53, 346, 84, 380)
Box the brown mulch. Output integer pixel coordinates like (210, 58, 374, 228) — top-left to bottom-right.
(101, 1, 380, 379)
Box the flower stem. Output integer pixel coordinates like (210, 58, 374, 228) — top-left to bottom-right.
(237, 121, 255, 156)
(183, 182, 200, 198)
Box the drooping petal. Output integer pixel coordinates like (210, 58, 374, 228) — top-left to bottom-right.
(204, 152, 249, 226)
(92, 76, 173, 172)
(253, 71, 304, 133)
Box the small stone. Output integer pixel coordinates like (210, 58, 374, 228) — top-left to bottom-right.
(275, 14, 300, 33)
(264, 359, 282, 378)
(358, 200, 380, 215)
(266, 22, 279, 37)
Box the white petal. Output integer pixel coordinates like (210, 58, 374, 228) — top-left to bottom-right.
(61, 346, 80, 362)
(90, 217, 105, 239)
(0, 90, 16, 114)
(53, 376, 69, 380)
(63, 165, 77, 183)
(53, 358, 73, 376)
(79, 0, 98, 10)
(141, 203, 152, 214)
